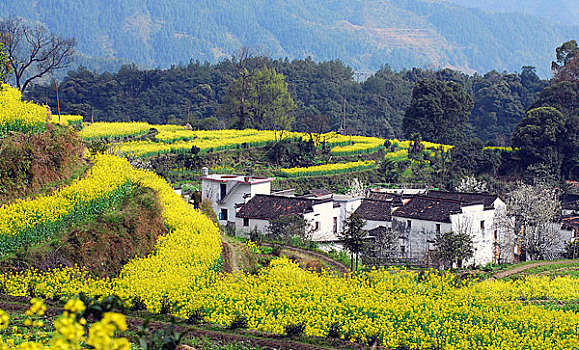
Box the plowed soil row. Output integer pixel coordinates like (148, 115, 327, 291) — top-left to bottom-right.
(0, 295, 369, 350)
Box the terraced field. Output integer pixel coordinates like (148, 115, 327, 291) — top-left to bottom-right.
(0, 84, 576, 350)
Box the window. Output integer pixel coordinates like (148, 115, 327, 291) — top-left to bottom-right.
(220, 208, 228, 221)
(494, 230, 498, 240)
(480, 220, 485, 231)
(428, 242, 435, 251)
(400, 246, 406, 254)
(435, 224, 441, 234)
(407, 220, 412, 230)
(243, 218, 249, 227)
(220, 184, 227, 201)
(314, 221, 320, 231)
(333, 217, 338, 234)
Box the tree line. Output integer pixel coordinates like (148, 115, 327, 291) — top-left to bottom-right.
(1, 16, 575, 183)
(26, 53, 545, 143)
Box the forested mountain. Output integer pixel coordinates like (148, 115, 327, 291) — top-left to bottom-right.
(1, 0, 578, 76)
(446, 0, 579, 26)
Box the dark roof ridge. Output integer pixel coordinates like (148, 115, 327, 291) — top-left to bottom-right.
(253, 193, 332, 204)
(363, 197, 396, 203)
(354, 198, 393, 222)
(428, 189, 497, 198)
(413, 194, 477, 206)
(238, 194, 333, 220)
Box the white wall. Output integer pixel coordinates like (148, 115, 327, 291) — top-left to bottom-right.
(450, 203, 494, 266)
(392, 203, 507, 266)
(334, 197, 362, 233)
(306, 201, 341, 242)
(235, 217, 270, 237)
(251, 182, 271, 197)
(365, 220, 391, 231)
(202, 177, 271, 226)
(234, 200, 340, 242)
(392, 217, 452, 261)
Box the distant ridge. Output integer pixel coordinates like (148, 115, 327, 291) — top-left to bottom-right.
(446, 0, 579, 26)
(1, 0, 577, 76)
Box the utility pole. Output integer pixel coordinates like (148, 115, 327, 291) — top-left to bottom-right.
(55, 81, 61, 124)
(339, 98, 346, 134)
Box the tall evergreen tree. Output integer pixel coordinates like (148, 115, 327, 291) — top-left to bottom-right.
(403, 79, 473, 144)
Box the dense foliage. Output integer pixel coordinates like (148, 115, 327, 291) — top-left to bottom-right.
(28, 60, 545, 143)
(403, 79, 473, 144)
(515, 42, 579, 181)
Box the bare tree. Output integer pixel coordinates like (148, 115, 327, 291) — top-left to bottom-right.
(493, 209, 516, 264)
(363, 226, 399, 265)
(345, 177, 366, 197)
(0, 18, 75, 93)
(302, 114, 331, 145)
(505, 183, 562, 261)
(220, 47, 268, 128)
(455, 176, 488, 193)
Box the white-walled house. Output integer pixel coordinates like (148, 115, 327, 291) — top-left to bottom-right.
(332, 194, 363, 233)
(200, 173, 275, 226)
(391, 191, 512, 266)
(235, 194, 341, 242)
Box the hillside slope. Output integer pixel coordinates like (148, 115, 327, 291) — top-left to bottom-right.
(446, 0, 579, 26)
(1, 0, 577, 76)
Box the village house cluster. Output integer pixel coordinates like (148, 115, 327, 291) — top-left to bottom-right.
(196, 168, 579, 267)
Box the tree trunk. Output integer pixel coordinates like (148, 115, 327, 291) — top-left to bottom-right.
(350, 253, 353, 272)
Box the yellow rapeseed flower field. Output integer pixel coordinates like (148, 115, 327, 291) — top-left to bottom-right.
(0, 154, 133, 254)
(0, 84, 46, 137)
(0, 154, 222, 312)
(330, 136, 385, 156)
(2, 155, 579, 349)
(80, 122, 452, 162)
(4, 84, 579, 349)
(278, 160, 377, 178)
(79, 121, 154, 140)
(50, 114, 83, 127)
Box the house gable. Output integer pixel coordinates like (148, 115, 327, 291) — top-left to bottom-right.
(354, 199, 393, 222)
(236, 194, 330, 220)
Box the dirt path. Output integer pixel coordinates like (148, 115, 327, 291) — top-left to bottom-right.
(262, 244, 350, 275)
(139, 321, 367, 350)
(222, 239, 349, 275)
(221, 236, 244, 272)
(221, 240, 234, 273)
(493, 260, 579, 279)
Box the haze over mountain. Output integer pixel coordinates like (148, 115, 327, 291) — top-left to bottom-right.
(446, 0, 579, 26)
(1, 0, 577, 76)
